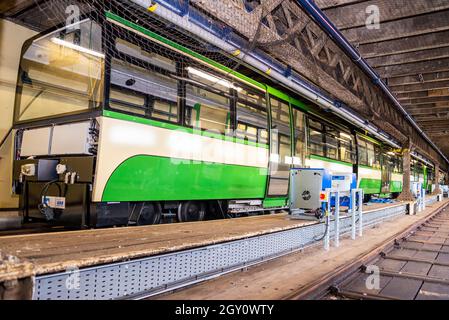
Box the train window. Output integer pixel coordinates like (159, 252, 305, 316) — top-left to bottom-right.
(309, 129, 325, 156)
(152, 99, 178, 122)
(373, 145, 382, 169)
(339, 132, 355, 163)
(115, 38, 176, 73)
(357, 137, 381, 168)
(185, 84, 231, 135)
(268, 97, 292, 196)
(110, 86, 147, 116)
(308, 118, 322, 130)
(292, 108, 305, 166)
(366, 143, 375, 167)
(109, 58, 179, 123)
(270, 97, 292, 163)
(326, 134, 339, 160)
(236, 87, 268, 144)
(16, 19, 104, 122)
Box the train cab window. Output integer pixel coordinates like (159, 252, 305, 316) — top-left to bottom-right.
(16, 19, 104, 122)
(236, 87, 269, 144)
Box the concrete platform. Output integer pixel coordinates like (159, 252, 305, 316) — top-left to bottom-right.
(0, 213, 318, 279)
(155, 199, 449, 300)
(0, 201, 406, 280)
(0, 200, 425, 299)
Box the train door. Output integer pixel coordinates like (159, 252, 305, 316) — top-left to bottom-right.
(381, 153, 392, 194)
(266, 96, 292, 198)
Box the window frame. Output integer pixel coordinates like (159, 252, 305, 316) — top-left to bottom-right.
(306, 116, 355, 164)
(106, 27, 183, 126)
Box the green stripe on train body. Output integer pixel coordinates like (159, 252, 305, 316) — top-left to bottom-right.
(263, 197, 287, 208)
(390, 181, 402, 193)
(359, 178, 382, 195)
(102, 155, 268, 202)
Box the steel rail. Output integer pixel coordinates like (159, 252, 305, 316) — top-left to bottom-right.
(285, 201, 449, 300)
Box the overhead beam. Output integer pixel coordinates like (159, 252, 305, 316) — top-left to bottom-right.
(396, 90, 449, 100)
(315, 0, 364, 10)
(358, 30, 449, 59)
(376, 58, 449, 78)
(390, 80, 449, 94)
(401, 96, 449, 105)
(324, 0, 449, 30)
(389, 71, 449, 86)
(0, 0, 35, 16)
(342, 10, 449, 45)
(367, 47, 449, 68)
(407, 105, 449, 113)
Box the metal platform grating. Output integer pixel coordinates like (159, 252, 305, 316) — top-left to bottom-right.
(33, 204, 408, 300)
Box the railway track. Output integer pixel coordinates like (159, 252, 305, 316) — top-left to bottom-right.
(288, 202, 449, 300)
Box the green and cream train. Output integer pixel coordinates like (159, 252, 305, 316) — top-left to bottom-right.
(10, 11, 426, 227)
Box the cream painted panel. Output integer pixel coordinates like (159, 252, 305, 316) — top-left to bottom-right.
(305, 158, 353, 175)
(357, 167, 382, 185)
(92, 116, 269, 201)
(391, 173, 403, 182)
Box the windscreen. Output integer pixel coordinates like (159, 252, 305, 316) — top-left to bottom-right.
(15, 19, 104, 122)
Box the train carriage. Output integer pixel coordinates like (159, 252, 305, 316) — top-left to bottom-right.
(10, 8, 426, 228)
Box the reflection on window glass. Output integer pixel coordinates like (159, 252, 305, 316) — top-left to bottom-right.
(115, 38, 176, 73)
(110, 87, 146, 115)
(309, 129, 324, 156)
(357, 137, 381, 168)
(326, 134, 338, 160)
(339, 132, 354, 163)
(293, 109, 305, 166)
(268, 97, 292, 197)
(17, 19, 104, 122)
(185, 84, 231, 135)
(109, 58, 179, 123)
(236, 87, 268, 145)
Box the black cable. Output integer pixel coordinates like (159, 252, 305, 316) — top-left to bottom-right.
(314, 213, 330, 242)
(38, 179, 62, 219)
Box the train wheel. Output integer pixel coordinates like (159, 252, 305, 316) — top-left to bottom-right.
(137, 202, 162, 226)
(178, 201, 206, 222)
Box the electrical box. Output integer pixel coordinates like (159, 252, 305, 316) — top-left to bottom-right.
(21, 127, 52, 157)
(51, 122, 93, 155)
(19, 122, 94, 157)
(331, 173, 357, 193)
(289, 168, 332, 211)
